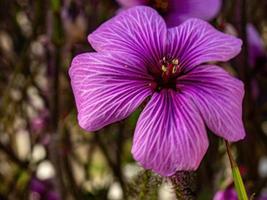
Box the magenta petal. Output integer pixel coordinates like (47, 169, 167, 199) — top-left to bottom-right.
(167, 18, 242, 70)
(213, 188, 237, 200)
(69, 52, 153, 131)
(88, 6, 167, 72)
(177, 65, 245, 141)
(165, 0, 222, 27)
(247, 24, 266, 66)
(116, 0, 147, 8)
(132, 89, 209, 176)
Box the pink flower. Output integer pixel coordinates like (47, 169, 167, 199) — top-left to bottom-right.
(247, 24, 266, 66)
(213, 188, 238, 200)
(69, 6, 245, 176)
(117, 0, 222, 27)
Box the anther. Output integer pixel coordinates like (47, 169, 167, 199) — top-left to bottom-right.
(172, 59, 179, 65)
(172, 66, 177, 74)
(162, 65, 167, 72)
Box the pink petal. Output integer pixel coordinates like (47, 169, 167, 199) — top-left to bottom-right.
(177, 65, 245, 141)
(69, 52, 153, 131)
(116, 0, 147, 8)
(88, 6, 167, 73)
(167, 18, 242, 70)
(213, 188, 237, 200)
(247, 24, 266, 66)
(165, 0, 222, 27)
(132, 89, 209, 176)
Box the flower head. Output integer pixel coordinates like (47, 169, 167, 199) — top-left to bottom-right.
(247, 24, 266, 66)
(213, 188, 238, 200)
(30, 109, 49, 134)
(117, 0, 222, 27)
(69, 6, 245, 176)
(213, 187, 267, 200)
(30, 177, 60, 200)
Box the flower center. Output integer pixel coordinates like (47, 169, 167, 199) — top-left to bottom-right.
(149, 57, 183, 92)
(148, 0, 169, 15)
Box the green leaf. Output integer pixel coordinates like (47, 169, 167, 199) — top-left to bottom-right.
(225, 141, 249, 200)
(232, 165, 248, 200)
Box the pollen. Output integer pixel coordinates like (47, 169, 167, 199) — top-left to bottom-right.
(172, 59, 179, 65)
(162, 65, 167, 72)
(172, 66, 177, 74)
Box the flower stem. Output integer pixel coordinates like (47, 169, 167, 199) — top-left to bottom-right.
(170, 171, 197, 200)
(225, 140, 249, 200)
(139, 170, 151, 200)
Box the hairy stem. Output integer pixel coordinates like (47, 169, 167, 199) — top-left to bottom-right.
(170, 171, 197, 200)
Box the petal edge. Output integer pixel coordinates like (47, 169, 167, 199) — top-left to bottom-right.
(132, 89, 209, 176)
(177, 64, 246, 141)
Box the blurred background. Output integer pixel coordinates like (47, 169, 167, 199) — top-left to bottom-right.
(0, 0, 267, 199)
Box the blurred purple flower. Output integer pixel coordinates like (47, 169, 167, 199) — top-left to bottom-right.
(213, 188, 237, 200)
(247, 24, 266, 99)
(31, 117, 46, 133)
(214, 187, 267, 200)
(247, 24, 266, 66)
(30, 110, 49, 134)
(30, 178, 60, 200)
(69, 6, 245, 176)
(117, 0, 222, 27)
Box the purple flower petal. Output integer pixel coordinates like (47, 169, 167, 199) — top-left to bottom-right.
(165, 0, 222, 27)
(259, 196, 267, 200)
(47, 191, 60, 200)
(177, 65, 245, 141)
(69, 52, 153, 131)
(30, 178, 46, 194)
(167, 18, 242, 70)
(247, 24, 266, 66)
(117, 0, 147, 8)
(88, 6, 167, 73)
(213, 188, 238, 200)
(132, 89, 209, 176)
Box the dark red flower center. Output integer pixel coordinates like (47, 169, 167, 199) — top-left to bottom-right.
(149, 57, 183, 92)
(148, 0, 169, 15)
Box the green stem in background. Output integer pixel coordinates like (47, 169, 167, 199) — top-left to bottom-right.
(225, 140, 248, 200)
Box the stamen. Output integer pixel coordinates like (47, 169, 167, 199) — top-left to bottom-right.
(155, 57, 182, 92)
(161, 58, 180, 74)
(162, 65, 167, 72)
(172, 59, 179, 65)
(172, 66, 177, 74)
